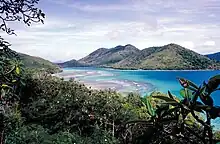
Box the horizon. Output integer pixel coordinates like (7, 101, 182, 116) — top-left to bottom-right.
(2, 0, 220, 61)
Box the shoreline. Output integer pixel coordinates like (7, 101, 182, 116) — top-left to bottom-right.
(62, 66, 220, 72)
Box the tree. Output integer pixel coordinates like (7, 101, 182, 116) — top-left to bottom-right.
(0, 0, 45, 35)
(121, 75, 220, 144)
(0, 1, 45, 143)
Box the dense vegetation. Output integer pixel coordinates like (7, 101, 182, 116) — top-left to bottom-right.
(19, 53, 61, 74)
(61, 44, 220, 70)
(1, 44, 220, 143)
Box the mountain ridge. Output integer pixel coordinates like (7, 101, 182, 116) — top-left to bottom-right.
(58, 43, 220, 70)
(206, 52, 220, 61)
(78, 44, 140, 66)
(18, 53, 61, 73)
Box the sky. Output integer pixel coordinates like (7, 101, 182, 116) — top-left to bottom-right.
(1, 0, 220, 62)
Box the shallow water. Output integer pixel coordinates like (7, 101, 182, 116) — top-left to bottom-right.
(58, 67, 220, 100)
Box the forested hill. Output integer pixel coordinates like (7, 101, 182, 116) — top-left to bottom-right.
(19, 53, 61, 73)
(60, 43, 220, 70)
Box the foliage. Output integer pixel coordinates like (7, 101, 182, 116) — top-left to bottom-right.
(121, 75, 220, 144)
(0, 0, 45, 35)
(5, 124, 118, 144)
(19, 53, 61, 74)
(20, 74, 147, 136)
(0, 39, 25, 144)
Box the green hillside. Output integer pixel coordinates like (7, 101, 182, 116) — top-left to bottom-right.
(19, 53, 61, 73)
(57, 59, 86, 68)
(71, 43, 220, 70)
(78, 44, 140, 66)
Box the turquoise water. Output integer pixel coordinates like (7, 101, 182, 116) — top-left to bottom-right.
(57, 67, 220, 128)
(61, 67, 220, 101)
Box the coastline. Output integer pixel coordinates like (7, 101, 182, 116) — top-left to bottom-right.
(61, 66, 220, 72)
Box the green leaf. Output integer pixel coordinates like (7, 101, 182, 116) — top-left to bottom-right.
(180, 89, 186, 98)
(184, 120, 194, 126)
(187, 86, 198, 92)
(12, 80, 17, 83)
(207, 75, 220, 93)
(185, 88, 189, 98)
(187, 80, 199, 90)
(1, 84, 13, 89)
(2, 84, 8, 87)
(152, 96, 178, 104)
(5, 65, 15, 75)
(146, 98, 155, 116)
(16, 66, 20, 75)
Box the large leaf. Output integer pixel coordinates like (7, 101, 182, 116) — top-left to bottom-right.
(168, 91, 174, 99)
(199, 95, 214, 107)
(209, 106, 220, 119)
(187, 86, 198, 92)
(180, 89, 186, 98)
(152, 96, 178, 104)
(207, 75, 220, 93)
(180, 88, 193, 99)
(184, 119, 194, 126)
(187, 80, 199, 90)
(178, 77, 199, 92)
(192, 86, 201, 103)
(200, 85, 206, 94)
(146, 98, 155, 116)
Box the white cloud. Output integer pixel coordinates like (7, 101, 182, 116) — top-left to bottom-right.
(204, 41, 216, 46)
(181, 41, 195, 49)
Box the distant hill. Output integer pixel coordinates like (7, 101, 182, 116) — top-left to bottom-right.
(19, 53, 61, 73)
(206, 52, 220, 61)
(61, 43, 220, 70)
(78, 44, 140, 66)
(57, 59, 86, 68)
(112, 44, 219, 70)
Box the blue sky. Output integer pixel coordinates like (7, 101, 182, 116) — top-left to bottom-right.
(2, 0, 220, 61)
